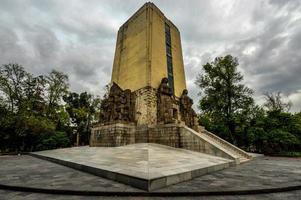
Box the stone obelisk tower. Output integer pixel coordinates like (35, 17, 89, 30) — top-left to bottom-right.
(111, 2, 187, 125)
(90, 2, 252, 166)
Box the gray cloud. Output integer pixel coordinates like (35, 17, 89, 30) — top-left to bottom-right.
(0, 0, 301, 112)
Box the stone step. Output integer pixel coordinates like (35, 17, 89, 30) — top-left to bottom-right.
(199, 134, 242, 161)
(183, 126, 251, 164)
(201, 130, 252, 160)
(202, 136, 250, 162)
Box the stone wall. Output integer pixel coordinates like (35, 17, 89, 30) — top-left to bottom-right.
(90, 123, 237, 161)
(134, 86, 157, 125)
(90, 123, 136, 147)
(135, 125, 149, 143)
(148, 124, 180, 148)
(179, 127, 235, 160)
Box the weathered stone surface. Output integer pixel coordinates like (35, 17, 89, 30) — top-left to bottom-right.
(98, 81, 200, 129)
(1, 155, 301, 198)
(179, 89, 198, 130)
(30, 143, 233, 191)
(134, 86, 157, 125)
(90, 123, 136, 147)
(100, 83, 136, 124)
(111, 3, 187, 98)
(148, 124, 180, 148)
(90, 123, 250, 163)
(157, 78, 178, 124)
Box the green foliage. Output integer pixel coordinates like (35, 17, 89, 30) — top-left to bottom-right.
(197, 55, 301, 155)
(46, 70, 69, 123)
(0, 63, 89, 152)
(63, 92, 100, 145)
(196, 55, 254, 144)
(36, 131, 70, 151)
(263, 92, 292, 112)
(264, 129, 299, 154)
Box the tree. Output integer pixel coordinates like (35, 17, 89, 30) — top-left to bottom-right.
(0, 63, 72, 152)
(23, 75, 47, 115)
(63, 92, 100, 145)
(263, 92, 292, 112)
(45, 70, 69, 120)
(0, 63, 29, 112)
(196, 55, 254, 144)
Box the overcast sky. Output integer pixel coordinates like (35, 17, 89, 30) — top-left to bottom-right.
(1, 0, 301, 112)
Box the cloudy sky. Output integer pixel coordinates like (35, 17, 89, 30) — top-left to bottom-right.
(1, 0, 301, 112)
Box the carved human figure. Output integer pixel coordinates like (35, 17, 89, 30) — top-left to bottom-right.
(180, 89, 197, 128)
(99, 82, 136, 123)
(115, 91, 126, 120)
(116, 89, 132, 121)
(157, 78, 176, 124)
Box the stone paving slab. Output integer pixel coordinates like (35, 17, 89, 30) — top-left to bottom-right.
(0, 155, 139, 192)
(30, 143, 233, 190)
(157, 156, 301, 192)
(0, 154, 301, 198)
(1, 189, 301, 200)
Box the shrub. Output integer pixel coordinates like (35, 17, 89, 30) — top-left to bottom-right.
(36, 131, 70, 151)
(264, 129, 299, 154)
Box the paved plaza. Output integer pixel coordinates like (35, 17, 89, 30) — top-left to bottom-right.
(1, 189, 301, 200)
(30, 143, 233, 190)
(0, 150, 300, 199)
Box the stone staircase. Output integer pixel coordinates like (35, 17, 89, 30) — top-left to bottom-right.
(183, 126, 252, 164)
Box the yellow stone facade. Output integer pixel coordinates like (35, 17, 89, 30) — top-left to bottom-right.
(111, 2, 186, 97)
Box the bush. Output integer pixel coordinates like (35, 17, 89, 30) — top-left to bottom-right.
(36, 131, 70, 151)
(246, 127, 267, 153)
(264, 129, 299, 154)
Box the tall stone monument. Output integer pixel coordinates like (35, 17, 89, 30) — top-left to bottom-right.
(90, 2, 251, 165)
(111, 2, 187, 126)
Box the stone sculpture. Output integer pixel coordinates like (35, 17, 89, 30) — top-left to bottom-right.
(180, 89, 197, 128)
(157, 78, 177, 124)
(100, 82, 136, 123)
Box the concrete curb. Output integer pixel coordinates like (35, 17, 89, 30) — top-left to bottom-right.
(0, 183, 301, 197)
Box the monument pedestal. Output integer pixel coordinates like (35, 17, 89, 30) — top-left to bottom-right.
(31, 143, 234, 191)
(90, 123, 251, 164)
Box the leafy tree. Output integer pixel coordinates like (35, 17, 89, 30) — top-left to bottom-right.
(63, 92, 100, 145)
(23, 75, 47, 115)
(292, 112, 301, 139)
(242, 95, 301, 154)
(264, 129, 299, 154)
(0, 64, 29, 112)
(45, 70, 69, 123)
(0, 63, 72, 152)
(264, 92, 292, 112)
(196, 55, 254, 144)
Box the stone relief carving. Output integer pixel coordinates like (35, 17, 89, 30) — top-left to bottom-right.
(100, 82, 136, 123)
(179, 89, 197, 128)
(157, 77, 177, 124)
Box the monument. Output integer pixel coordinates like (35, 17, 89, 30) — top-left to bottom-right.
(31, 2, 252, 192)
(90, 2, 202, 146)
(90, 3, 251, 163)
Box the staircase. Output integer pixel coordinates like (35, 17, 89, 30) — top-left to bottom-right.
(183, 126, 252, 164)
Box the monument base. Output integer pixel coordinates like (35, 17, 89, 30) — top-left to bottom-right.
(90, 123, 252, 164)
(31, 143, 234, 191)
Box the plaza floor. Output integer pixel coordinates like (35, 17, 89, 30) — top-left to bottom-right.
(30, 143, 233, 190)
(0, 147, 301, 199)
